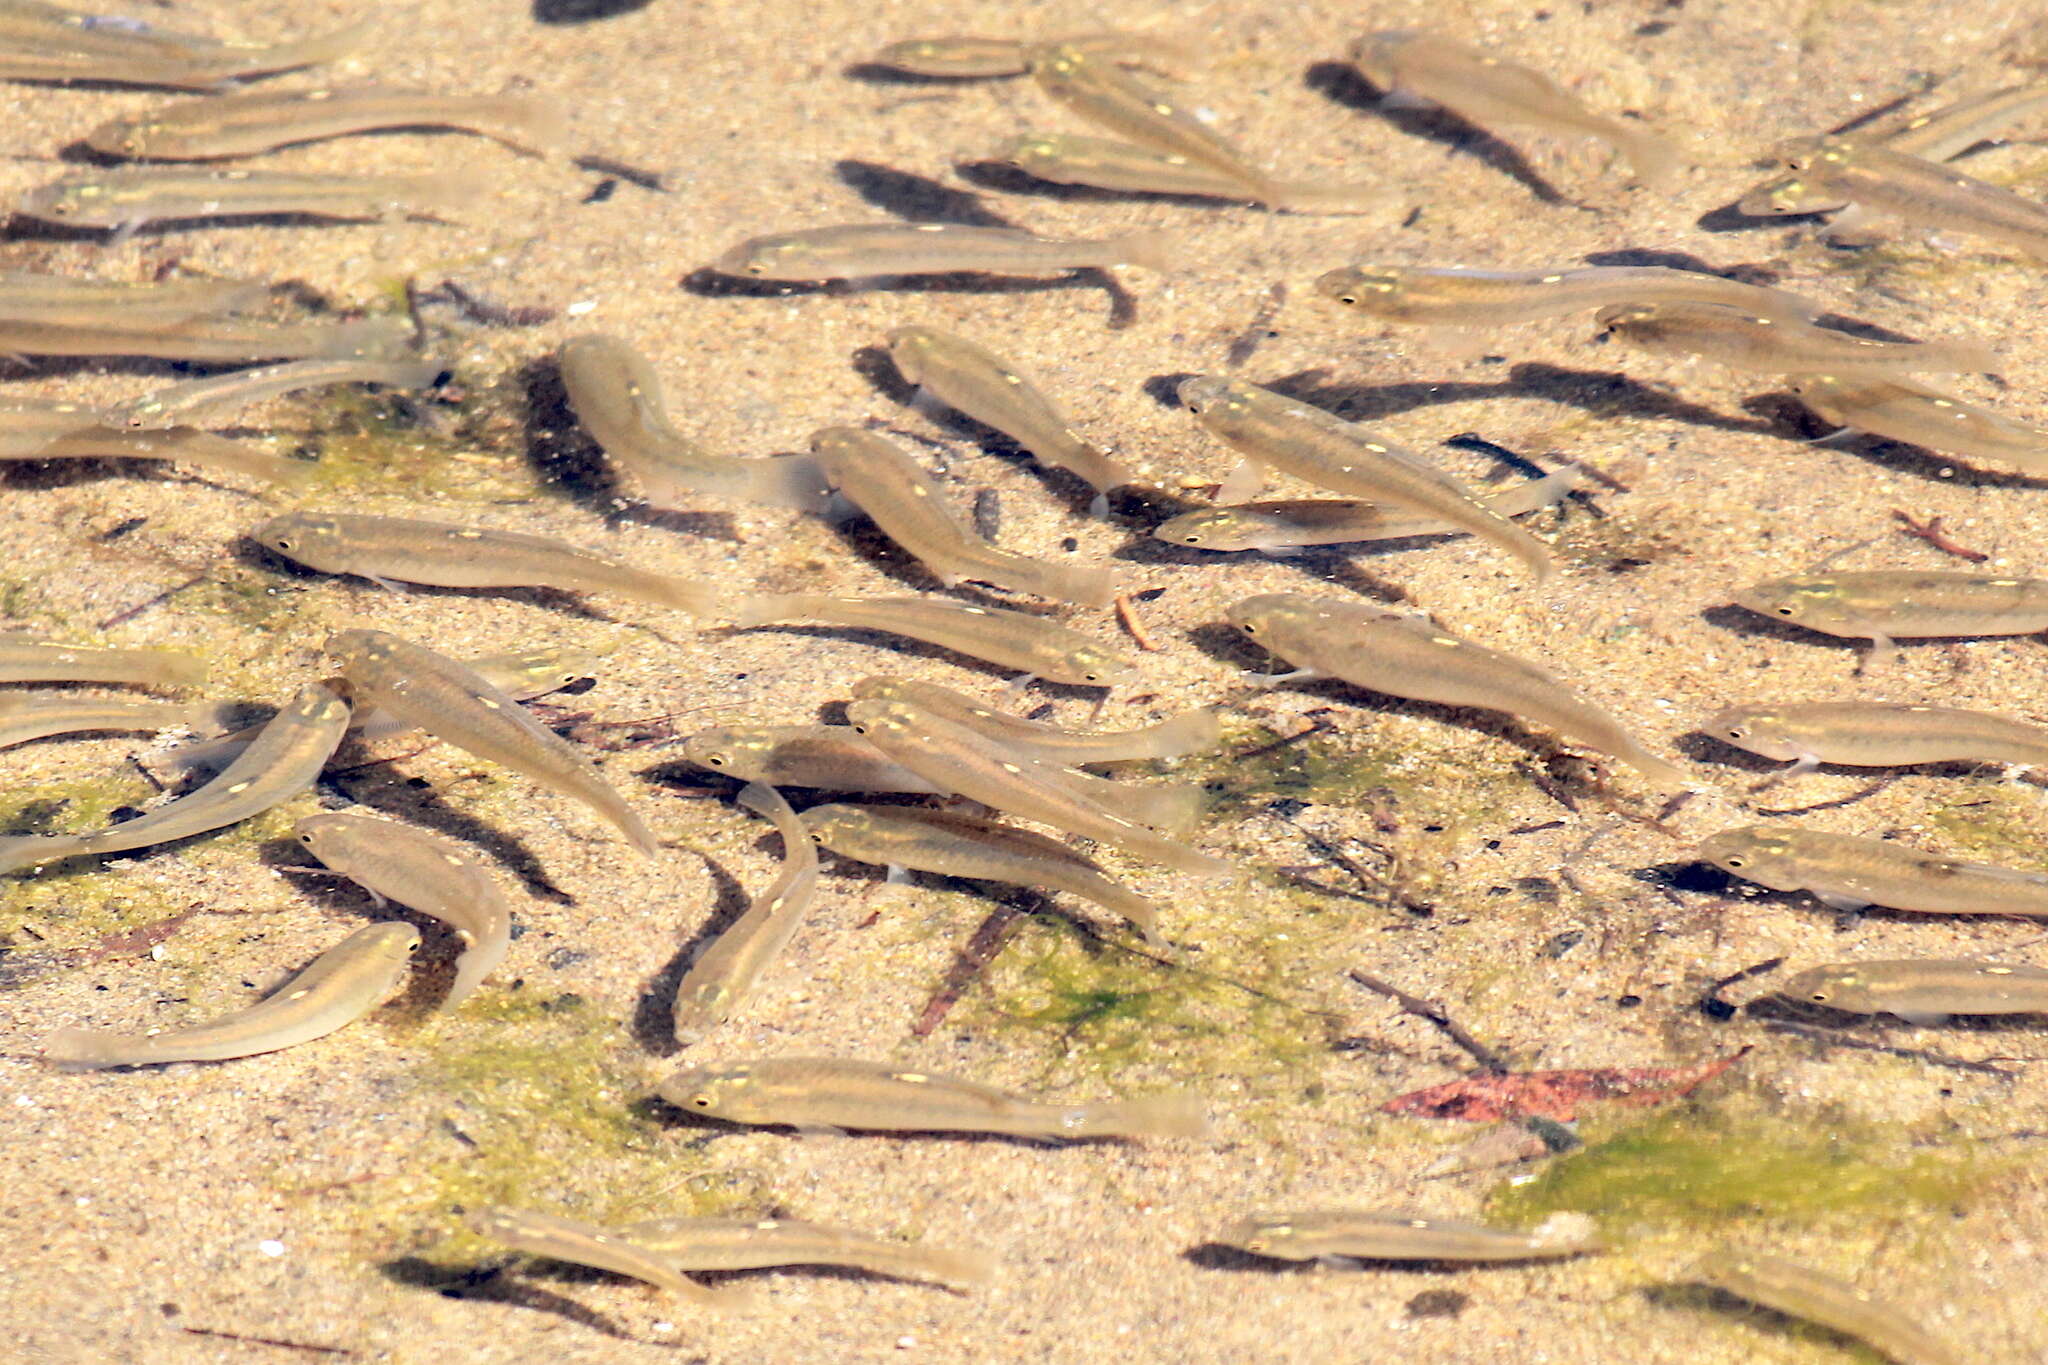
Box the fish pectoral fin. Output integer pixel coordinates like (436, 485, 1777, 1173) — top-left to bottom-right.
(1891, 1009, 1953, 1027)
(1811, 890, 1869, 912)
(1782, 752, 1821, 777)
(1249, 667, 1322, 687)
(1215, 459, 1265, 504)
(1086, 492, 1110, 520)
(1804, 425, 1860, 447)
(1378, 88, 1437, 111)
(792, 1122, 851, 1141)
(884, 863, 911, 885)
(363, 573, 412, 594)
(1862, 633, 1897, 670)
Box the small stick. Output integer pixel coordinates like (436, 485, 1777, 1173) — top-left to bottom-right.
(1235, 715, 1326, 759)
(1753, 775, 1896, 818)
(95, 574, 204, 630)
(912, 902, 1025, 1037)
(1348, 969, 1508, 1073)
(1114, 592, 1159, 651)
(1893, 508, 1988, 563)
(178, 1326, 352, 1356)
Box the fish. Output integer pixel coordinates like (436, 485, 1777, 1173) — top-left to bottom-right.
(1218, 1211, 1602, 1263)
(1770, 134, 2048, 260)
(1313, 264, 1818, 327)
(1780, 959, 2048, 1018)
(252, 511, 716, 615)
(0, 681, 350, 875)
(8, 424, 311, 487)
(1690, 1252, 1964, 1365)
(658, 1055, 1212, 1139)
(728, 593, 1138, 688)
(466, 1208, 749, 1308)
(41, 921, 416, 1070)
(121, 357, 444, 428)
(872, 32, 1192, 78)
(1704, 702, 2048, 773)
(0, 396, 113, 453)
(294, 812, 513, 1009)
(1697, 825, 2048, 916)
(0, 15, 370, 89)
(0, 637, 206, 688)
(886, 324, 1134, 508)
(618, 1214, 995, 1289)
(326, 630, 658, 856)
(1729, 571, 2048, 657)
(557, 335, 831, 511)
(86, 87, 570, 161)
(848, 676, 1221, 763)
(679, 724, 944, 793)
(1023, 42, 1281, 203)
(713, 223, 1172, 280)
(810, 425, 1115, 606)
(1154, 468, 1579, 553)
(1789, 374, 2048, 476)
(802, 801, 1169, 945)
(1351, 30, 1678, 187)
(18, 167, 491, 233)
(994, 133, 1387, 213)
(671, 783, 820, 1045)
(0, 271, 266, 324)
(0, 313, 409, 363)
(0, 693, 234, 750)
(844, 698, 1234, 877)
(1594, 302, 1999, 376)
(1228, 593, 1686, 786)
(1178, 375, 1556, 581)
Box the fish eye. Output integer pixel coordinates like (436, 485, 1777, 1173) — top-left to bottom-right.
(1336, 293, 1358, 305)
(1808, 991, 1830, 1003)
(298, 833, 315, 844)
(1724, 856, 1746, 868)
(1775, 605, 1795, 616)
(1725, 727, 1746, 740)
(704, 753, 727, 767)
(689, 1093, 714, 1108)
(272, 538, 293, 551)
(850, 722, 868, 734)
(744, 260, 767, 276)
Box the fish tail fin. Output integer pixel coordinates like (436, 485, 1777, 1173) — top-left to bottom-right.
(611, 803, 661, 858)
(1047, 561, 1117, 608)
(314, 317, 414, 363)
(210, 19, 373, 77)
(41, 1028, 115, 1070)
(1617, 126, 1683, 190)
(156, 653, 210, 688)
(1619, 747, 1691, 790)
(1129, 706, 1223, 759)
(498, 96, 573, 158)
(868, 1242, 999, 1290)
(1121, 782, 1207, 835)
(740, 454, 834, 511)
(400, 166, 498, 216)
(640, 572, 716, 618)
(1113, 228, 1175, 273)
(726, 591, 811, 630)
(1930, 338, 2002, 374)
(1072, 1090, 1214, 1140)
(0, 834, 58, 875)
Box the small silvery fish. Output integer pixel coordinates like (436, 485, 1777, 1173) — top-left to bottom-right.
(1730, 571, 2048, 658)
(887, 324, 1134, 508)
(121, 357, 443, 428)
(1154, 468, 1578, 554)
(873, 32, 1192, 78)
(1023, 42, 1281, 204)
(671, 783, 820, 1045)
(714, 222, 1172, 280)
(0, 693, 232, 750)
(294, 812, 513, 1009)
(11, 424, 310, 487)
(1705, 702, 2048, 773)
(845, 698, 1234, 878)
(1229, 593, 1686, 786)
(0, 313, 407, 363)
(1220, 1211, 1602, 1263)
(1689, 1253, 1964, 1365)
(1595, 302, 1999, 376)
(19, 166, 491, 233)
(0, 681, 350, 875)
(327, 630, 659, 857)
(618, 1214, 995, 1290)
(0, 271, 264, 325)
(41, 922, 416, 1070)
(1781, 959, 2048, 1018)
(995, 134, 1387, 213)
(1697, 824, 2048, 916)
(1314, 264, 1817, 327)
(0, 16, 369, 89)
(1179, 375, 1556, 581)
(728, 593, 1138, 687)
(252, 511, 716, 615)
(848, 676, 1221, 764)
(803, 801, 1169, 946)
(1770, 135, 2048, 261)
(811, 425, 1115, 606)
(0, 637, 205, 688)
(680, 724, 942, 793)
(1351, 30, 1678, 188)
(558, 335, 830, 512)
(1790, 374, 2048, 477)
(658, 1055, 1213, 1139)
(466, 1208, 750, 1308)
(86, 87, 569, 160)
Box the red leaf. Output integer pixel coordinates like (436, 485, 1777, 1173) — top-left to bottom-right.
(1381, 1049, 1750, 1122)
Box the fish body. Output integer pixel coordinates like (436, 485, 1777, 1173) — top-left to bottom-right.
(1351, 31, 1677, 187)
(1781, 959, 2048, 1017)
(1791, 374, 2048, 474)
(1178, 375, 1555, 581)
(1220, 1211, 1601, 1262)
(0, 637, 205, 687)
(294, 812, 513, 1008)
(466, 1208, 746, 1307)
(680, 723, 941, 792)
(0, 313, 408, 363)
(1155, 469, 1577, 552)
(0, 694, 232, 750)
(122, 358, 443, 428)
(42, 922, 416, 1069)
(20, 167, 489, 231)
(1730, 571, 2048, 648)
(1691, 1253, 1963, 1365)
(1705, 702, 2048, 770)
(1776, 135, 2048, 259)
(995, 133, 1385, 212)
(1698, 824, 2048, 916)
(728, 593, 1137, 687)
(87, 86, 569, 160)
(873, 32, 1192, 78)
(671, 783, 821, 1045)
(1228, 593, 1685, 785)
(557, 335, 830, 511)
(0, 271, 265, 325)
(253, 511, 714, 615)
(1313, 264, 1816, 326)
(619, 1214, 995, 1289)
(849, 676, 1220, 763)
(714, 222, 1172, 280)
(1596, 302, 1999, 375)
(886, 324, 1133, 499)
(17, 424, 310, 486)
(658, 1055, 1212, 1139)
(0, 15, 369, 89)
(326, 630, 658, 856)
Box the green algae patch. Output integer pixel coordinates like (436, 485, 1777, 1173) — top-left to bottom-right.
(1488, 1105, 1993, 1235)
(297, 371, 537, 504)
(1927, 785, 2047, 869)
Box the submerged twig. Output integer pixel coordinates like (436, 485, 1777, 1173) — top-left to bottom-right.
(912, 903, 1025, 1037)
(1893, 508, 1988, 563)
(1348, 969, 1508, 1072)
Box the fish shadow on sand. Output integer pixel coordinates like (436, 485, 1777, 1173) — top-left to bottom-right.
(630, 848, 749, 1058)
(1579, 248, 1791, 286)
(533, 0, 653, 23)
(1303, 61, 1568, 205)
(379, 1258, 647, 1344)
